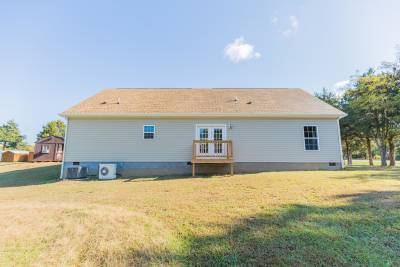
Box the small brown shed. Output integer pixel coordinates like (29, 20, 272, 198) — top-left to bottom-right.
(1, 150, 29, 162)
(33, 136, 64, 162)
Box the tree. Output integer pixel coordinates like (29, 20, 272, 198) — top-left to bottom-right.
(396, 140, 400, 160)
(380, 50, 400, 166)
(324, 48, 400, 168)
(315, 87, 372, 166)
(339, 94, 362, 165)
(343, 92, 376, 166)
(347, 73, 399, 166)
(315, 87, 341, 108)
(315, 88, 361, 165)
(37, 120, 66, 140)
(0, 120, 27, 150)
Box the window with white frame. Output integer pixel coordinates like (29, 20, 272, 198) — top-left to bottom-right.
(143, 125, 155, 139)
(304, 126, 319, 150)
(41, 144, 50, 154)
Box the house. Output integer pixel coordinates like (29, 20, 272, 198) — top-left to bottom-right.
(60, 88, 346, 178)
(32, 136, 64, 162)
(1, 150, 29, 162)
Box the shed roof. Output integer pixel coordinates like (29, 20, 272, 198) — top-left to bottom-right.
(61, 88, 345, 118)
(36, 136, 64, 144)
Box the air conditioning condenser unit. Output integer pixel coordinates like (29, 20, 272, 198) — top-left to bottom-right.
(99, 164, 117, 180)
(66, 166, 88, 179)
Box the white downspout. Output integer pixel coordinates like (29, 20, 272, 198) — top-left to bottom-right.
(59, 118, 69, 179)
(336, 118, 344, 168)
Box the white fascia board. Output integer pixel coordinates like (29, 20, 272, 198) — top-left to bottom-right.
(60, 112, 346, 120)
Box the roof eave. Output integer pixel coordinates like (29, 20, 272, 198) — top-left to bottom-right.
(60, 112, 346, 119)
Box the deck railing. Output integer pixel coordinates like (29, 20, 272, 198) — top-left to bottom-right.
(192, 140, 233, 160)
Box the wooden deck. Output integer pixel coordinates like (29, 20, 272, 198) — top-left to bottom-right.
(191, 140, 234, 176)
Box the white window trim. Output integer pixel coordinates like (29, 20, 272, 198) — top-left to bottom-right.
(42, 144, 50, 154)
(303, 125, 320, 151)
(143, 125, 156, 140)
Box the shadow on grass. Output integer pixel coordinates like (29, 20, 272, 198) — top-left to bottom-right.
(0, 165, 60, 187)
(130, 191, 400, 266)
(122, 174, 220, 183)
(333, 166, 400, 181)
(121, 167, 400, 183)
(345, 165, 400, 171)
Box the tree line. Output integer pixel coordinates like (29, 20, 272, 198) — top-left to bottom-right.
(0, 120, 65, 151)
(316, 51, 400, 167)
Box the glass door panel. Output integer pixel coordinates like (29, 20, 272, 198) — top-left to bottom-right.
(198, 128, 208, 154)
(213, 128, 223, 154)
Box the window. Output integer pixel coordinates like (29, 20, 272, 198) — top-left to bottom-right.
(304, 126, 319, 150)
(143, 125, 155, 139)
(41, 145, 50, 154)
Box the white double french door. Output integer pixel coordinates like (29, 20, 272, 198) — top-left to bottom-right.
(196, 125, 227, 158)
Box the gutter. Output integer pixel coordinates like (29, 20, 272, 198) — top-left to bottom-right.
(60, 112, 347, 120)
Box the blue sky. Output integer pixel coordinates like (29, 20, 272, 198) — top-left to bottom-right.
(1, 0, 399, 143)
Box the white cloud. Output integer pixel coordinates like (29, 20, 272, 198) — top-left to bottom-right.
(333, 80, 350, 89)
(272, 15, 299, 37)
(332, 80, 351, 96)
(224, 37, 261, 63)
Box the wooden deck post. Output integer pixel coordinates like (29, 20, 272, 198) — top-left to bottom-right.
(192, 140, 234, 177)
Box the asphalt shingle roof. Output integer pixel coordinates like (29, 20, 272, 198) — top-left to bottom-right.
(61, 88, 345, 118)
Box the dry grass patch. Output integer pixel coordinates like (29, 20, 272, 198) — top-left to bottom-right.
(1, 202, 177, 266)
(0, 163, 399, 266)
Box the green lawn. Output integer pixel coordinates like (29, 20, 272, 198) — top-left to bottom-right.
(0, 163, 399, 266)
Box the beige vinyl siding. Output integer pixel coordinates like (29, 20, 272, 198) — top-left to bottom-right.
(64, 118, 342, 163)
